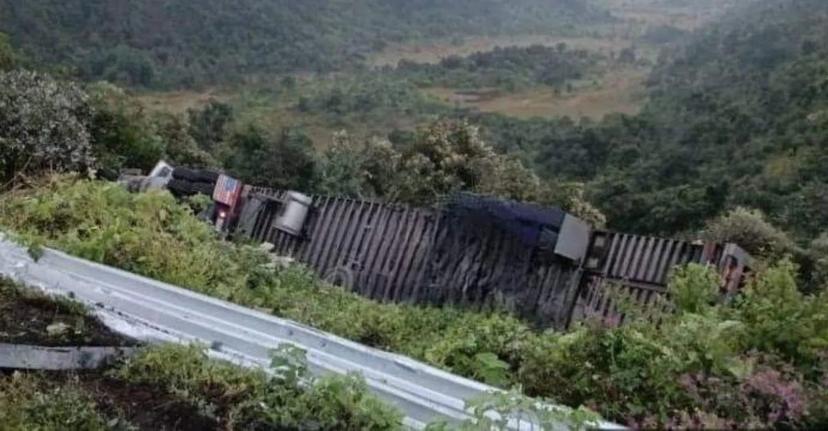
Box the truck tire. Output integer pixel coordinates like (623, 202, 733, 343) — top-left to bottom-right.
(172, 167, 199, 182)
(190, 181, 215, 196)
(167, 179, 193, 196)
(194, 169, 220, 183)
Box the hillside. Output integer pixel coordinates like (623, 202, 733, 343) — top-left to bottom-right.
(587, 0, 828, 238)
(0, 0, 608, 88)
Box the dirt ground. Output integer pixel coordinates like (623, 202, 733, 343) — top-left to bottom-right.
(0, 279, 219, 430)
(76, 374, 219, 431)
(0, 278, 133, 347)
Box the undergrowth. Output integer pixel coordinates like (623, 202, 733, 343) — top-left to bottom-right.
(0, 177, 532, 387)
(0, 344, 402, 431)
(1, 177, 827, 429)
(0, 374, 116, 431)
(113, 344, 402, 430)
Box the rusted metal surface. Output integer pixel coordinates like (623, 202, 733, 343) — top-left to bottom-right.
(569, 231, 751, 326)
(242, 189, 581, 327)
(240, 189, 751, 329)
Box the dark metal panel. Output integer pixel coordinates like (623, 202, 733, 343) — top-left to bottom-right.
(319, 198, 360, 277)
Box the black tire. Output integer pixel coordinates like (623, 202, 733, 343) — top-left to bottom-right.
(172, 167, 199, 182)
(194, 169, 220, 183)
(190, 181, 215, 196)
(167, 179, 193, 196)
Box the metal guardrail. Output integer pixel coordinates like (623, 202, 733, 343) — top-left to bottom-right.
(0, 237, 623, 430)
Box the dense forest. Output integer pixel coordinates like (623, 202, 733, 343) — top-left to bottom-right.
(393, 44, 601, 91)
(2, 0, 828, 429)
(595, 0, 828, 239)
(0, 0, 608, 88)
(458, 0, 828, 243)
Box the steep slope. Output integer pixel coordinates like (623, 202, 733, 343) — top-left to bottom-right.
(587, 0, 828, 237)
(0, 0, 607, 88)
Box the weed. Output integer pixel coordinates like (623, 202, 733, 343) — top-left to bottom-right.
(0, 373, 119, 431)
(113, 344, 403, 430)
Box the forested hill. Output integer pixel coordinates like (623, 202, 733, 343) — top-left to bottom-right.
(0, 0, 607, 88)
(584, 0, 828, 238)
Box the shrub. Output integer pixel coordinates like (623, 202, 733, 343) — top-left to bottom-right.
(0, 70, 94, 184)
(807, 233, 828, 291)
(0, 374, 111, 431)
(731, 260, 828, 367)
(222, 126, 318, 191)
(87, 82, 165, 175)
(0, 32, 14, 71)
(701, 207, 797, 259)
(115, 344, 403, 430)
(4, 178, 826, 429)
(0, 177, 533, 389)
(518, 263, 828, 428)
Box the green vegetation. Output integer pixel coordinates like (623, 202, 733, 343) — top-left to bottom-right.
(393, 44, 601, 91)
(0, 344, 402, 430)
(114, 344, 402, 430)
(0, 276, 402, 430)
(0, 32, 15, 71)
(0, 0, 607, 88)
(582, 0, 828, 239)
(0, 375, 114, 431)
(3, 1, 828, 428)
(0, 70, 94, 184)
(518, 263, 828, 428)
(297, 75, 446, 118)
(1, 178, 826, 428)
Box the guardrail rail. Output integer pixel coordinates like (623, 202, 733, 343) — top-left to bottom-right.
(0, 236, 623, 430)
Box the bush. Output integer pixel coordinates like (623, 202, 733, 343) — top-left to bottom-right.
(518, 263, 828, 428)
(806, 233, 828, 291)
(115, 344, 403, 430)
(0, 375, 111, 431)
(223, 126, 318, 191)
(0, 70, 94, 184)
(319, 120, 590, 211)
(731, 260, 828, 367)
(87, 82, 165, 175)
(0, 32, 15, 71)
(4, 179, 825, 429)
(701, 207, 798, 259)
(0, 178, 533, 388)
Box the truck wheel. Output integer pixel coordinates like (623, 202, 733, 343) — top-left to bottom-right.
(167, 179, 193, 196)
(194, 169, 220, 183)
(190, 181, 216, 196)
(172, 167, 199, 182)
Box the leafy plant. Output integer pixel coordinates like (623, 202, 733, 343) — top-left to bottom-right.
(0, 374, 116, 431)
(114, 343, 403, 430)
(3, 178, 826, 429)
(427, 390, 600, 431)
(0, 70, 94, 185)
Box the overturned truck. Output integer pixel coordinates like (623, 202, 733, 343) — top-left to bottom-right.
(126, 162, 752, 329)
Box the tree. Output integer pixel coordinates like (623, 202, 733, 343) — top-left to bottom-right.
(223, 126, 317, 191)
(0, 70, 94, 184)
(87, 82, 164, 177)
(701, 207, 797, 260)
(0, 32, 14, 71)
(316, 131, 398, 199)
(187, 100, 233, 154)
(152, 112, 217, 168)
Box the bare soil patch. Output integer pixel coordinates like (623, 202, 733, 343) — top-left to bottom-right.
(0, 279, 135, 347)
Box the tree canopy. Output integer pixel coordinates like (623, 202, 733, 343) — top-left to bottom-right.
(0, 0, 608, 88)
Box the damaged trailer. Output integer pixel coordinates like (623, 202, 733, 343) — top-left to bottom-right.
(121, 163, 752, 329)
